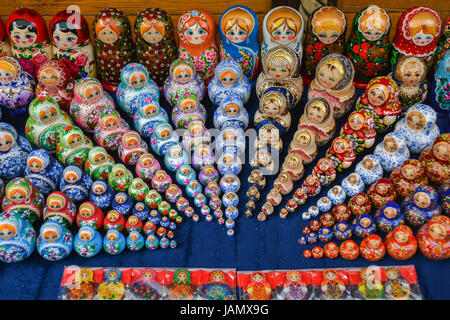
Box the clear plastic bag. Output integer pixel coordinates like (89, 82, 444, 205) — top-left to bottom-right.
(197, 268, 237, 300)
(237, 270, 275, 300)
(59, 266, 104, 300)
(273, 269, 313, 300)
(311, 268, 352, 300)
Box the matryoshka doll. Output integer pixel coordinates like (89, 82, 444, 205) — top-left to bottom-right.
(49, 10, 96, 79)
(390, 6, 441, 72)
(116, 62, 160, 117)
(56, 125, 93, 167)
(359, 234, 386, 261)
(302, 6, 347, 85)
(355, 155, 383, 186)
(163, 59, 205, 107)
(312, 157, 336, 187)
(130, 268, 161, 300)
(66, 268, 97, 300)
(103, 210, 125, 232)
(172, 93, 207, 129)
(2, 177, 45, 224)
(202, 270, 232, 300)
(135, 8, 177, 87)
(419, 133, 450, 186)
(325, 136, 356, 172)
(368, 178, 397, 209)
(118, 130, 148, 166)
(93, 8, 134, 91)
(288, 128, 318, 164)
(0, 211, 36, 263)
(0, 122, 32, 180)
(98, 269, 125, 299)
(219, 6, 260, 81)
(374, 202, 404, 233)
(246, 271, 272, 300)
(345, 5, 391, 89)
(168, 268, 195, 300)
(280, 153, 305, 183)
(128, 178, 150, 202)
(384, 267, 412, 300)
(403, 185, 442, 227)
(90, 180, 115, 211)
(177, 9, 219, 82)
(24, 149, 64, 195)
(279, 270, 309, 300)
(84, 146, 115, 180)
(297, 97, 336, 146)
(339, 110, 376, 154)
(43, 191, 76, 228)
(254, 91, 291, 135)
(0, 17, 12, 56)
(94, 109, 129, 151)
(261, 6, 304, 62)
(348, 192, 372, 217)
(358, 267, 384, 299)
(0, 55, 35, 115)
(59, 165, 93, 203)
(36, 220, 73, 261)
(392, 55, 428, 112)
(135, 153, 161, 181)
(307, 53, 355, 119)
(69, 77, 116, 132)
(355, 76, 402, 133)
(112, 192, 134, 216)
(35, 59, 75, 111)
(390, 159, 428, 198)
(25, 96, 73, 153)
(339, 240, 359, 260)
(214, 94, 249, 130)
(133, 100, 169, 138)
(417, 215, 450, 260)
(150, 122, 180, 156)
(394, 104, 440, 154)
(73, 225, 102, 257)
(102, 229, 126, 255)
(320, 268, 347, 299)
(108, 164, 133, 192)
(208, 59, 251, 106)
(373, 132, 410, 173)
(385, 225, 418, 260)
(6, 8, 53, 77)
(256, 46, 303, 110)
(76, 201, 104, 230)
(432, 50, 450, 112)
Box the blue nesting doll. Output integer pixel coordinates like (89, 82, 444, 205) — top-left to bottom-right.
(133, 100, 169, 138)
(430, 50, 450, 118)
(59, 165, 93, 203)
(89, 180, 115, 210)
(402, 185, 442, 227)
(74, 225, 102, 258)
(0, 122, 32, 180)
(111, 192, 134, 216)
(374, 202, 404, 233)
(24, 149, 64, 195)
(36, 221, 73, 261)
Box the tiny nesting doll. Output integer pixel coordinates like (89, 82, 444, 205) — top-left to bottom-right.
(419, 133, 450, 186)
(385, 225, 417, 260)
(219, 6, 260, 81)
(36, 220, 73, 261)
(339, 110, 376, 154)
(6, 8, 53, 77)
(76, 201, 104, 230)
(288, 128, 318, 164)
(392, 55, 428, 112)
(43, 191, 77, 228)
(108, 164, 133, 192)
(345, 5, 391, 89)
(390, 6, 441, 73)
(390, 159, 428, 198)
(0, 55, 35, 115)
(177, 9, 219, 82)
(394, 104, 440, 154)
(93, 8, 134, 91)
(312, 157, 336, 187)
(116, 62, 160, 117)
(302, 6, 346, 84)
(56, 125, 93, 167)
(307, 53, 355, 119)
(60, 165, 93, 203)
(118, 130, 148, 166)
(261, 6, 304, 62)
(94, 109, 129, 151)
(256, 46, 303, 109)
(0, 17, 12, 56)
(168, 268, 195, 300)
(325, 135, 356, 172)
(355, 76, 402, 134)
(368, 178, 397, 209)
(35, 59, 75, 111)
(135, 8, 177, 87)
(172, 93, 207, 129)
(163, 59, 205, 107)
(84, 146, 115, 180)
(432, 50, 450, 112)
(373, 132, 410, 173)
(135, 153, 161, 181)
(417, 215, 450, 260)
(24, 149, 64, 195)
(74, 225, 102, 257)
(374, 202, 404, 234)
(69, 77, 116, 132)
(49, 10, 96, 79)
(0, 122, 32, 180)
(25, 96, 73, 153)
(298, 97, 336, 146)
(3, 176, 45, 224)
(208, 59, 251, 106)
(133, 100, 169, 138)
(403, 185, 442, 227)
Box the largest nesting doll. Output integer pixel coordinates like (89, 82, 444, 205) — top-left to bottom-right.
(219, 5, 260, 81)
(93, 8, 134, 92)
(345, 5, 391, 89)
(6, 8, 53, 78)
(390, 6, 441, 73)
(261, 6, 304, 64)
(135, 8, 178, 88)
(177, 9, 219, 83)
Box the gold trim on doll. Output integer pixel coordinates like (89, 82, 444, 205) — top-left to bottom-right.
(298, 97, 336, 146)
(255, 91, 291, 132)
(220, 7, 255, 43)
(311, 7, 346, 44)
(255, 124, 283, 151)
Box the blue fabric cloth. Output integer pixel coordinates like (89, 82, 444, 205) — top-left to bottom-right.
(0, 77, 448, 300)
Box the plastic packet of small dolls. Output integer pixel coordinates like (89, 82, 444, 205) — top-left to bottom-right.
(382, 265, 423, 300)
(59, 265, 104, 300)
(95, 267, 133, 300)
(273, 269, 313, 300)
(197, 268, 237, 300)
(236, 270, 276, 300)
(162, 268, 203, 300)
(310, 268, 351, 300)
(127, 268, 167, 300)
(347, 265, 388, 300)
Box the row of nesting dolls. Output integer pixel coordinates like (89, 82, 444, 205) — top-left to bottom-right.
(0, 5, 448, 93)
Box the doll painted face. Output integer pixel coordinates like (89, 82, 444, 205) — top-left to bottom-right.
(384, 206, 397, 219)
(40, 69, 60, 89)
(262, 100, 281, 116)
(84, 84, 102, 104)
(348, 174, 359, 185)
(348, 113, 364, 131)
(406, 111, 426, 130)
(184, 21, 208, 45)
(313, 8, 344, 45)
(410, 12, 438, 46)
(317, 158, 331, 171)
(317, 62, 343, 89)
(97, 24, 119, 44)
(0, 223, 16, 240)
(384, 137, 398, 153)
(174, 66, 192, 84)
(219, 71, 237, 88)
(359, 7, 389, 42)
(360, 217, 371, 227)
(401, 164, 417, 180)
(47, 195, 65, 210)
(324, 270, 337, 281)
(271, 17, 297, 45)
(130, 72, 146, 89)
(376, 182, 389, 195)
(286, 154, 300, 169)
(8, 188, 28, 203)
(79, 204, 94, 218)
(0, 61, 17, 83)
(43, 230, 58, 242)
(412, 30, 434, 46)
(124, 133, 140, 148)
(141, 20, 165, 44)
(93, 183, 106, 195)
(103, 115, 119, 131)
(413, 191, 431, 208)
(28, 158, 43, 173)
(64, 171, 79, 184)
(429, 223, 446, 240)
(0, 133, 13, 152)
(401, 61, 424, 85)
(307, 101, 327, 124)
(394, 230, 408, 243)
(39, 107, 58, 124)
(433, 141, 450, 161)
(333, 138, 350, 154)
(68, 133, 83, 147)
(52, 25, 78, 49)
(142, 271, 155, 282)
(355, 194, 366, 205)
(267, 60, 291, 80)
(367, 84, 388, 106)
(79, 230, 92, 242)
(181, 99, 196, 113)
(362, 25, 384, 41)
(295, 131, 311, 147)
(9, 20, 38, 48)
(362, 158, 374, 170)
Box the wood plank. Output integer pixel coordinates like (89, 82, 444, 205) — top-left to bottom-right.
(337, 0, 450, 14)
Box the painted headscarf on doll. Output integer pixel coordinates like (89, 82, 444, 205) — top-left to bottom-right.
(262, 45, 300, 78)
(94, 8, 133, 48)
(6, 8, 50, 46)
(119, 62, 159, 95)
(49, 10, 90, 48)
(25, 149, 52, 174)
(0, 55, 22, 83)
(314, 53, 354, 92)
(37, 59, 74, 89)
(214, 59, 244, 88)
(135, 8, 176, 50)
(434, 50, 450, 109)
(361, 76, 402, 116)
(28, 96, 63, 126)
